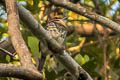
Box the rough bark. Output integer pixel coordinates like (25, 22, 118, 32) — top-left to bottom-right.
(0, 63, 43, 80)
(5, 0, 35, 68)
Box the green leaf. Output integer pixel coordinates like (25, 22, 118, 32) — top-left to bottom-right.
(84, 55, 90, 63)
(6, 55, 11, 62)
(28, 36, 40, 57)
(74, 54, 83, 65)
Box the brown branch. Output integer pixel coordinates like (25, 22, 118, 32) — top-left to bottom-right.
(65, 23, 116, 36)
(68, 38, 86, 53)
(103, 28, 108, 80)
(103, 42, 107, 80)
(5, 0, 35, 68)
(49, 0, 120, 33)
(16, 3, 93, 80)
(0, 63, 43, 80)
(0, 40, 15, 56)
(73, 24, 114, 36)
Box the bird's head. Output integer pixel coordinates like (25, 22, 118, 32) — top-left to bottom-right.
(49, 16, 68, 27)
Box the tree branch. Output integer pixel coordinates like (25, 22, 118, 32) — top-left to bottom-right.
(5, 0, 35, 68)
(70, 24, 114, 36)
(49, 0, 120, 33)
(0, 63, 43, 80)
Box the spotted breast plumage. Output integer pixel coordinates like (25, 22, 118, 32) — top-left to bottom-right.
(46, 18, 68, 45)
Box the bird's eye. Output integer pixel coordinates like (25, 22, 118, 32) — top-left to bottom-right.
(54, 17, 59, 19)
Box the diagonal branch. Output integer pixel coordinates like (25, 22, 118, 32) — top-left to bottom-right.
(17, 3, 93, 80)
(49, 0, 120, 33)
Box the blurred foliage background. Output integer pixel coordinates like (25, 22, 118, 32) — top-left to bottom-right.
(0, 0, 120, 80)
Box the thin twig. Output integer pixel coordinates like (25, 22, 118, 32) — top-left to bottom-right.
(68, 38, 86, 57)
(0, 40, 16, 56)
(103, 28, 108, 80)
(0, 47, 16, 56)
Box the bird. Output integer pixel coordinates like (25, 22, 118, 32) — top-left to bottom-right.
(38, 17, 68, 71)
(45, 17, 68, 45)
